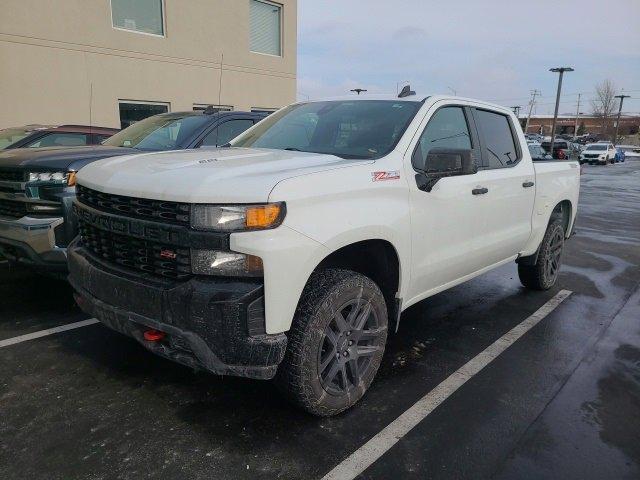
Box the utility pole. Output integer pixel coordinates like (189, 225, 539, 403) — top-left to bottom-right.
(613, 94, 631, 145)
(511, 106, 521, 116)
(549, 67, 574, 155)
(573, 93, 581, 139)
(350, 88, 367, 95)
(525, 89, 541, 134)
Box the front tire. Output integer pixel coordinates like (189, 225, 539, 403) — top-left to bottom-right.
(276, 269, 388, 416)
(518, 217, 565, 290)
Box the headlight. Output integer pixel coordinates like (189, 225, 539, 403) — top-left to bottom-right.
(28, 171, 75, 185)
(191, 249, 263, 276)
(191, 203, 285, 232)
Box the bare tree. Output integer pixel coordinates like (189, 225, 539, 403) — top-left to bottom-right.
(591, 79, 618, 139)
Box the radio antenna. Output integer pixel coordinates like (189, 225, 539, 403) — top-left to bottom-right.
(89, 82, 93, 133)
(217, 52, 224, 113)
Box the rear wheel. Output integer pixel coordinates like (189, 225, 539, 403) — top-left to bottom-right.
(276, 269, 388, 416)
(518, 217, 565, 290)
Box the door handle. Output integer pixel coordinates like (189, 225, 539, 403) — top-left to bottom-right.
(522, 181, 535, 188)
(472, 187, 488, 195)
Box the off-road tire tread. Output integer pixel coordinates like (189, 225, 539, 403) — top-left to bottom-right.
(518, 216, 564, 290)
(275, 268, 386, 416)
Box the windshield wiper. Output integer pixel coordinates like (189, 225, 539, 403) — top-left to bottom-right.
(284, 147, 302, 151)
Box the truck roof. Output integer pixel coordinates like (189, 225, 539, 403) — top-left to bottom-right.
(296, 94, 514, 115)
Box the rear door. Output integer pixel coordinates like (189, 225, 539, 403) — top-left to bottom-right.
(469, 107, 536, 266)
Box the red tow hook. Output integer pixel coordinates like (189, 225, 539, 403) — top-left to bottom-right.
(143, 329, 166, 342)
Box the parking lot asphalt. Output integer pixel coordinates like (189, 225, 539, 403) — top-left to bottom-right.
(1, 160, 639, 480)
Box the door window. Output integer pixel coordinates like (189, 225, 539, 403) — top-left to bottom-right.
(412, 106, 472, 171)
(201, 119, 255, 147)
(474, 109, 519, 168)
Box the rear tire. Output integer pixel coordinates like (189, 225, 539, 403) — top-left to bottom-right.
(518, 216, 565, 290)
(276, 268, 388, 416)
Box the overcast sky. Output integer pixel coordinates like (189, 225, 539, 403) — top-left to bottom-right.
(297, 0, 640, 115)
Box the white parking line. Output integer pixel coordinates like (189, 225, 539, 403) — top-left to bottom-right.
(322, 289, 573, 480)
(0, 319, 100, 348)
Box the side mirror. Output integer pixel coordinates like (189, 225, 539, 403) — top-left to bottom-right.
(414, 148, 477, 192)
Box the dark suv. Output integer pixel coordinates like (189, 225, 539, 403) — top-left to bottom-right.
(0, 110, 266, 275)
(0, 125, 119, 150)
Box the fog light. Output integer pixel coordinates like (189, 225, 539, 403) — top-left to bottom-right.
(27, 204, 61, 213)
(191, 250, 263, 277)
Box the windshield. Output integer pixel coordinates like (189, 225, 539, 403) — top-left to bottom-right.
(103, 114, 210, 150)
(0, 128, 30, 149)
(230, 100, 422, 159)
(585, 144, 607, 151)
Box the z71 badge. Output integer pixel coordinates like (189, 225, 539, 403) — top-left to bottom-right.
(372, 171, 400, 182)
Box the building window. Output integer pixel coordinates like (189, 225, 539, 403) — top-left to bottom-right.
(193, 104, 233, 113)
(119, 101, 169, 129)
(111, 0, 165, 36)
(250, 0, 282, 56)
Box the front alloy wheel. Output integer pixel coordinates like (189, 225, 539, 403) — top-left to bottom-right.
(276, 269, 388, 416)
(318, 297, 385, 396)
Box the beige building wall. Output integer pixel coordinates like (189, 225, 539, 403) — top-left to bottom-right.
(0, 0, 297, 129)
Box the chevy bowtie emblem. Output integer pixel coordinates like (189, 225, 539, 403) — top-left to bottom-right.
(160, 249, 177, 260)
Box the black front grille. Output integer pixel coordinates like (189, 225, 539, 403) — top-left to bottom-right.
(77, 185, 191, 226)
(79, 221, 192, 280)
(0, 199, 27, 218)
(583, 154, 599, 159)
(0, 170, 25, 182)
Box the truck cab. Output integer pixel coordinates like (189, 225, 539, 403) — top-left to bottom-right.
(68, 93, 580, 416)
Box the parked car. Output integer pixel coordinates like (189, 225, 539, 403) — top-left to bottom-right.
(0, 124, 118, 150)
(0, 110, 266, 275)
(617, 145, 640, 158)
(528, 143, 553, 161)
(68, 92, 580, 416)
(614, 147, 626, 163)
(579, 143, 617, 165)
(541, 139, 570, 159)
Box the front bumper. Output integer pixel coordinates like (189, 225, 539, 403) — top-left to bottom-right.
(68, 241, 287, 380)
(0, 215, 67, 271)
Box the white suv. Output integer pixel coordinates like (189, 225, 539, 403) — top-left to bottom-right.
(580, 143, 616, 165)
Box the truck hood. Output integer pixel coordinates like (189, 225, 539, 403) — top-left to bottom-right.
(77, 147, 367, 203)
(0, 145, 139, 171)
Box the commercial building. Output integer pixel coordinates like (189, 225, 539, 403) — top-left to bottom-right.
(0, 0, 297, 129)
(520, 113, 640, 137)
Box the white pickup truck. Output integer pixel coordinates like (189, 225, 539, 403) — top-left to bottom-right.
(68, 91, 580, 416)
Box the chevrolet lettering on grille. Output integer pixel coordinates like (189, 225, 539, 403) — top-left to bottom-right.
(74, 202, 182, 244)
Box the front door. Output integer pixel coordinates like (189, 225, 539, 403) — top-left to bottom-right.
(406, 104, 488, 302)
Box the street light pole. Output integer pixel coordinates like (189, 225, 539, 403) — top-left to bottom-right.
(613, 94, 631, 145)
(549, 67, 574, 156)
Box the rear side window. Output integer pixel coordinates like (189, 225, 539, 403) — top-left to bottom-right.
(474, 109, 519, 168)
(27, 132, 90, 148)
(412, 107, 472, 171)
